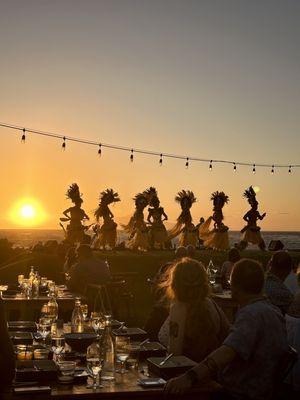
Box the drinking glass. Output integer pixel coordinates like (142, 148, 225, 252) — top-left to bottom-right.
(18, 274, 24, 288)
(57, 361, 76, 383)
(91, 312, 104, 337)
(81, 304, 88, 320)
(86, 342, 104, 389)
(115, 336, 131, 374)
(36, 317, 51, 345)
(51, 336, 65, 362)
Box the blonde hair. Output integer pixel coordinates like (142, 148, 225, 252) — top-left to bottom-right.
(159, 257, 210, 304)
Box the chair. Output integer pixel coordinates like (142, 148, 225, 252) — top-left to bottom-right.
(272, 345, 298, 399)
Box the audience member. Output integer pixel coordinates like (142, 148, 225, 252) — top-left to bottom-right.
(220, 248, 241, 289)
(186, 245, 196, 258)
(284, 262, 300, 295)
(265, 251, 294, 314)
(0, 299, 15, 390)
(67, 245, 111, 294)
(174, 246, 187, 259)
(165, 259, 289, 399)
(158, 258, 230, 362)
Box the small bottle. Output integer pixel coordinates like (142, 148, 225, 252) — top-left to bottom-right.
(47, 296, 59, 322)
(101, 316, 115, 381)
(71, 298, 84, 333)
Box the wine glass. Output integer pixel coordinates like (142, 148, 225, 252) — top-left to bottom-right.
(36, 317, 51, 345)
(86, 342, 104, 389)
(115, 336, 131, 374)
(18, 274, 24, 288)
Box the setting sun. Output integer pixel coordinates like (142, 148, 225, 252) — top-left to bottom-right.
(20, 204, 36, 219)
(9, 198, 47, 227)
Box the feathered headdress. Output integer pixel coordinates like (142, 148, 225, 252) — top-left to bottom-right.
(99, 188, 120, 205)
(133, 192, 148, 208)
(211, 191, 229, 207)
(243, 186, 257, 206)
(175, 190, 197, 208)
(66, 183, 82, 203)
(143, 187, 158, 206)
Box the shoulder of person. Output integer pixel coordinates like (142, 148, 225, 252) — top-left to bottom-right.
(170, 301, 187, 315)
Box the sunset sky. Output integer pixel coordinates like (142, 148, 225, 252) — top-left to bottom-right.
(0, 0, 299, 231)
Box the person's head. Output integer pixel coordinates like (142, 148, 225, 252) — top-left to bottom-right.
(231, 259, 265, 303)
(175, 246, 187, 259)
(269, 251, 293, 281)
(163, 257, 209, 304)
(228, 248, 241, 263)
(76, 244, 93, 261)
(186, 245, 196, 258)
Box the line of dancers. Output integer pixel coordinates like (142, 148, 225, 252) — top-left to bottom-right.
(60, 184, 267, 251)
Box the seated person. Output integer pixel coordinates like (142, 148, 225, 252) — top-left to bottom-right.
(220, 248, 241, 289)
(265, 251, 294, 314)
(67, 245, 111, 294)
(186, 244, 196, 259)
(158, 258, 230, 362)
(284, 262, 300, 295)
(0, 299, 15, 391)
(165, 258, 289, 400)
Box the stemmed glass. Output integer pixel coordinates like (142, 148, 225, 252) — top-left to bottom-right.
(86, 342, 105, 389)
(52, 336, 65, 362)
(115, 336, 131, 374)
(36, 317, 51, 346)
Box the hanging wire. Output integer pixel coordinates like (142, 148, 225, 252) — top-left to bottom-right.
(0, 122, 298, 172)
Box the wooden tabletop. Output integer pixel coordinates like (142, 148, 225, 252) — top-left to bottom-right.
(5, 368, 221, 400)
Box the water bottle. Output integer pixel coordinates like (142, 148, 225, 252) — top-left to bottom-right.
(33, 275, 40, 297)
(207, 259, 216, 285)
(101, 316, 115, 381)
(29, 266, 36, 283)
(47, 296, 59, 322)
(71, 298, 84, 333)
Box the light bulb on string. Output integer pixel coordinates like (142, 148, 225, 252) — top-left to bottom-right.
(130, 149, 134, 162)
(98, 144, 102, 156)
(288, 165, 292, 174)
(271, 165, 274, 174)
(252, 164, 256, 174)
(159, 154, 163, 166)
(62, 136, 66, 150)
(185, 157, 189, 168)
(21, 128, 26, 143)
(233, 163, 237, 172)
(209, 160, 213, 171)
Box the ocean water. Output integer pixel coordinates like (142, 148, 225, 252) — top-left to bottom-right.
(0, 229, 300, 250)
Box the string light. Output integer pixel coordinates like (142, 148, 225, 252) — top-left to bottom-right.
(21, 128, 26, 143)
(1, 122, 299, 174)
(159, 153, 163, 166)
